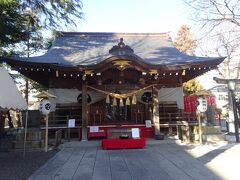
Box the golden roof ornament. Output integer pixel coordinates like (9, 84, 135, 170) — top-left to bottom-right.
(113, 60, 131, 71)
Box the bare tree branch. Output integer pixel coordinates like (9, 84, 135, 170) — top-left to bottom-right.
(185, 0, 240, 79)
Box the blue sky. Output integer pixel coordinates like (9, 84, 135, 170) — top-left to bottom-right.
(73, 0, 193, 37)
(72, 0, 218, 89)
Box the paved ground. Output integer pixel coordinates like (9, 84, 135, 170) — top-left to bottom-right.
(0, 149, 58, 180)
(28, 138, 240, 180)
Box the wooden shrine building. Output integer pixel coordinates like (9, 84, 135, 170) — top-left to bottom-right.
(1, 32, 225, 140)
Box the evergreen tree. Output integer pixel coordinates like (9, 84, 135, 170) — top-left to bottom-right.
(0, 0, 83, 55)
(0, 0, 28, 56)
(0, 0, 83, 102)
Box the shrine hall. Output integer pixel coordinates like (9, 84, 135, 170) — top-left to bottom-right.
(1, 32, 225, 144)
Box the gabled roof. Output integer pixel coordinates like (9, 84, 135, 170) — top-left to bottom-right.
(9, 32, 225, 68)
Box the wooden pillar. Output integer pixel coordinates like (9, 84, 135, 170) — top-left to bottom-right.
(0, 111, 5, 135)
(81, 85, 88, 141)
(45, 114, 49, 152)
(152, 87, 160, 135)
(178, 74, 183, 84)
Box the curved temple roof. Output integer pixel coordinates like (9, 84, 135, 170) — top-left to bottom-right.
(11, 32, 224, 68)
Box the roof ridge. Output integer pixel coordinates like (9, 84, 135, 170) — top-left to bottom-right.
(58, 31, 170, 37)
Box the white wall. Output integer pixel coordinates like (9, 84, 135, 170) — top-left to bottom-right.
(49, 87, 184, 110)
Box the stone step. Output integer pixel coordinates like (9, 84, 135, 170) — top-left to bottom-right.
(12, 140, 44, 149)
(202, 134, 226, 143)
(0, 140, 11, 151)
(16, 131, 42, 141)
(192, 126, 222, 135)
(202, 126, 222, 134)
(193, 133, 226, 142)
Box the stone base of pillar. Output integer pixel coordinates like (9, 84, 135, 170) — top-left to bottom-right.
(199, 125, 225, 143)
(179, 125, 225, 143)
(228, 120, 236, 133)
(81, 127, 88, 141)
(155, 133, 164, 140)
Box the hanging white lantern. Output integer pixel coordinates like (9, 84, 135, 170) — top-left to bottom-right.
(120, 98, 124, 107)
(132, 94, 137, 105)
(112, 98, 117, 106)
(126, 97, 131, 106)
(182, 69, 186, 76)
(106, 95, 110, 103)
(55, 70, 59, 77)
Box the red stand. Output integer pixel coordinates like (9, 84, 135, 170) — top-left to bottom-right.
(88, 130, 106, 139)
(102, 138, 146, 149)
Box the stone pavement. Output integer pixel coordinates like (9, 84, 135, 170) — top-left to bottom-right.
(28, 138, 240, 180)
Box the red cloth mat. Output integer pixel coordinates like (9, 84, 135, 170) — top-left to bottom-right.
(102, 138, 146, 149)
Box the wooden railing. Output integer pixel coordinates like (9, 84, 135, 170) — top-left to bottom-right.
(41, 115, 82, 129)
(159, 112, 197, 134)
